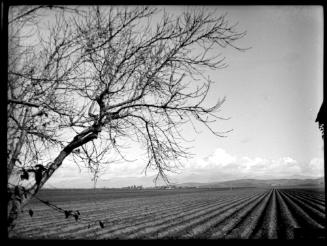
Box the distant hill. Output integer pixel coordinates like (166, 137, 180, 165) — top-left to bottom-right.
(45, 174, 169, 189)
(175, 177, 324, 188)
(173, 182, 207, 187)
(45, 175, 324, 189)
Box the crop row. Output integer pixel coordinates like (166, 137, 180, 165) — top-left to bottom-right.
(11, 187, 325, 239)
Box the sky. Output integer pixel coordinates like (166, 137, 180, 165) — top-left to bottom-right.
(19, 5, 323, 188)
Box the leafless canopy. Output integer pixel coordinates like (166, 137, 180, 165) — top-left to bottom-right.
(8, 6, 246, 191)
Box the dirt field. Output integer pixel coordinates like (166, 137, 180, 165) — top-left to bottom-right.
(10, 187, 325, 239)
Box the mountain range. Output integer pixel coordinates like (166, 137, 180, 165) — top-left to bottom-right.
(45, 175, 324, 189)
(174, 177, 325, 188)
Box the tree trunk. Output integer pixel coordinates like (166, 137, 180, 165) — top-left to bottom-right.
(7, 196, 21, 234)
(7, 150, 69, 235)
(7, 185, 32, 236)
(7, 129, 99, 234)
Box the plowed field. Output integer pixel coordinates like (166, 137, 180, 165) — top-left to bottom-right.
(10, 187, 325, 239)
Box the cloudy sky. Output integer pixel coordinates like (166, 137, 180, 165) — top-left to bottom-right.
(45, 6, 324, 188)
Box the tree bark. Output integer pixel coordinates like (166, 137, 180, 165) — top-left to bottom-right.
(7, 150, 69, 235)
(7, 128, 99, 234)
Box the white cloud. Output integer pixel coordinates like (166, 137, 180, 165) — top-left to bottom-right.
(46, 148, 324, 188)
(173, 148, 323, 181)
(207, 148, 237, 166)
(306, 158, 324, 176)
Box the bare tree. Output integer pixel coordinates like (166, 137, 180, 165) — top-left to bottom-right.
(7, 5, 246, 232)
